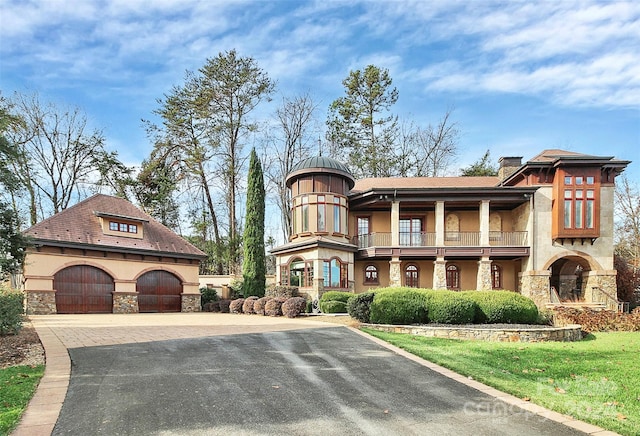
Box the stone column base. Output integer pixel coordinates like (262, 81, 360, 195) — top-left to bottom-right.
(112, 292, 139, 313)
(181, 293, 202, 312)
(584, 270, 618, 310)
(433, 258, 447, 290)
(25, 290, 57, 315)
(389, 258, 402, 287)
(476, 257, 492, 291)
(519, 270, 551, 308)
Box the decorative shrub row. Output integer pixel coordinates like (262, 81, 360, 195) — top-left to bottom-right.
(0, 288, 24, 335)
(553, 306, 640, 333)
(206, 296, 308, 318)
(347, 287, 540, 326)
(319, 291, 352, 313)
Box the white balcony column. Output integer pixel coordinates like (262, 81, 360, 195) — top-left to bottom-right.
(480, 199, 490, 246)
(476, 256, 492, 291)
(435, 200, 445, 246)
(391, 200, 400, 245)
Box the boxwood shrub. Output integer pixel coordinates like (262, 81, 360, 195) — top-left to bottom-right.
(347, 292, 375, 323)
(369, 288, 429, 325)
(426, 291, 476, 324)
(242, 296, 259, 314)
(320, 291, 353, 303)
(282, 297, 307, 318)
(459, 290, 538, 324)
(254, 297, 273, 316)
(320, 300, 348, 314)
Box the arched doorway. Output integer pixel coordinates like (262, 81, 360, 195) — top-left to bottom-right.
(137, 270, 183, 313)
(54, 265, 114, 314)
(549, 257, 590, 302)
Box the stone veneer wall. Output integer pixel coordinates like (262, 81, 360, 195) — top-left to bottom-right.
(25, 290, 57, 315)
(181, 293, 202, 312)
(520, 271, 551, 308)
(364, 323, 583, 342)
(112, 293, 138, 314)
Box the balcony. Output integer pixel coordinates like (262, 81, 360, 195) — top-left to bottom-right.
(352, 231, 529, 259)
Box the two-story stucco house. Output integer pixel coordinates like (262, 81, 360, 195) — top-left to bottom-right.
(271, 149, 629, 309)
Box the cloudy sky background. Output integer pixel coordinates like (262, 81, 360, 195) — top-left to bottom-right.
(1, 0, 638, 183)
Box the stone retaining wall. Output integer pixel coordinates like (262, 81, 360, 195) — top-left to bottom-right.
(363, 323, 582, 342)
(25, 290, 57, 315)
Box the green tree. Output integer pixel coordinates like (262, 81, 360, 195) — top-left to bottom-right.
(153, 50, 274, 274)
(0, 200, 30, 280)
(242, 148, 266, 297)
(460, 150, 498, 176)
(327, 65, 399, 178)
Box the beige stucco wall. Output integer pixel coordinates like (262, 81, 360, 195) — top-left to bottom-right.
(23, 248, 201, 314)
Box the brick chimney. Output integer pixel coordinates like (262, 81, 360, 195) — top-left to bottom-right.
(498, 156, 522, 181)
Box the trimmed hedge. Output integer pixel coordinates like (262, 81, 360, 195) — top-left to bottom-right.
(0, 289, 24, 335)
(320, 291, 353, 303)
(265, 285, 298, 299)
(369, 288, 429, 325)
(229, 298, 245, 314)
(265, 297, 287, 317)
(218, 299, 232, 313)
(427, 291, 476, 324)
(459, 290, 538, 324)
(254, 297, 273, 316)
(242, 296, 259, 314)
(282, 297, 307, 318)
(347, 292, 375, 323)
(320, 300, 348, 314)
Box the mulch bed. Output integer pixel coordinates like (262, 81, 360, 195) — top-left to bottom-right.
(0, 324, 45, 369)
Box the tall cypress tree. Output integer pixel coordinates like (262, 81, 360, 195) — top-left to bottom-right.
(242, 148, 266, 296)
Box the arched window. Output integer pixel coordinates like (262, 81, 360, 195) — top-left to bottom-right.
(405, 264, 419, 288)
(323, 258, 348, 288)
(446, 264, 460, 290)
(491, 264, 502, 289)
(287, 257, 313, 287)
(364, 265, 378, 284)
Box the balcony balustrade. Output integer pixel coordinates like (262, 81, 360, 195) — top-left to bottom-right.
(353, 231, 528, 249)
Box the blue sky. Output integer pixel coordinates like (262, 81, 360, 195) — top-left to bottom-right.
(1, 0, 639, 184)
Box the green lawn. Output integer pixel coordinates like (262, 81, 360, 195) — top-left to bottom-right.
(0, 365, 44, 436)
(362, 329, 639, 436)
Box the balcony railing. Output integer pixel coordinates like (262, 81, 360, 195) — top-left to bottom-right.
(353, 231, 528, 249)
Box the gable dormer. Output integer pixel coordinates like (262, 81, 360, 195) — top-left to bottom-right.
(95, 211, 147, 240)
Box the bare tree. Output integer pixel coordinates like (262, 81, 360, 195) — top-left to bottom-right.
(4, 92, 113, 225)
(615, 176, 640, 267)
(397, 109, 459, 177)
(263, 93, 317, 241)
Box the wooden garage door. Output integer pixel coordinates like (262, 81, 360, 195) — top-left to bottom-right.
(137, 270, 182, 313)
(54, 265, 114, 314)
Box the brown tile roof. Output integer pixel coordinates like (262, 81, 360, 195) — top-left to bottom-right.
(529, 149, 599, 162)
(351, 176, 500, 193)
(24, 194, 206, 258)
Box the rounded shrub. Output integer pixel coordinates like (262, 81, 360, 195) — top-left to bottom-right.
(320, 300, 348, 314)
(229, 298, 245, 314)
(347, 292, 375, 323)
(282, 297, 307, 318)
(460, 291, 539, 324)
(218, 299, 231, 313)
(426, 292, 476, 324)
(320, 291, 353, 303)
(242, 296, 259, 314)
(254, 296, 273, 316)
(200, 287, 219, 309)
(0, 289, 24, 335)
(369, 289, 429, 325)
(265, 296, 288, 317)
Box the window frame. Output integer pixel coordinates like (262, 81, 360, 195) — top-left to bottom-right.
(364, 264, 379, 284)
(404, 264, 419, 288)
(446, 264, 460, 290)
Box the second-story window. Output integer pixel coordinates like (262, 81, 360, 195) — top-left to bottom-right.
(317, 195, 326, 232)
(301, 196, 309, 232)
(564, 176, 596, 230)
(400, 217, 422, 246)
(333, 197, 341, 233)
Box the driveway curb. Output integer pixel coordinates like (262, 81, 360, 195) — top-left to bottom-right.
(350, 327, 620, 436)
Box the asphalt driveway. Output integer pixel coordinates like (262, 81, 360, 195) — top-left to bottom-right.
(52, 326, 586, 436)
